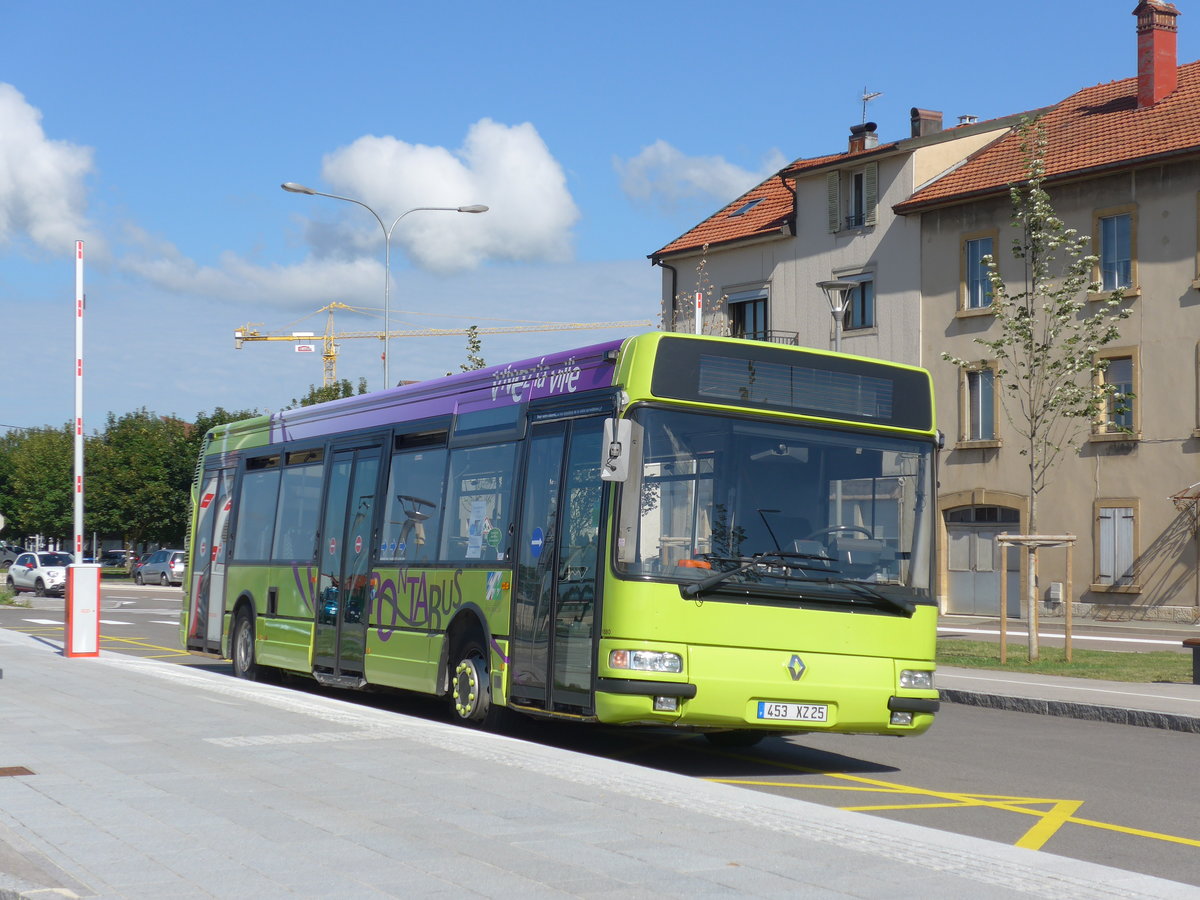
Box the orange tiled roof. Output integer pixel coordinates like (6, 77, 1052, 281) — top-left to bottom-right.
(651, 143, 903, 260)
(897, 60, 1200, 213)
(650, 174, 795, 260)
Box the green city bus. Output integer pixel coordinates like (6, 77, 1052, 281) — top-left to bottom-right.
(181, 332, 939, 743)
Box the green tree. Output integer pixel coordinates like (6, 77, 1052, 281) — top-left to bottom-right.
(943, 120, 1131, 659)
(288, 377, 368, 409)
(944, 120, 1131, 533)
(2, 425, 74, 538)
(461, 325, 487, 371)
(88, 410, 193, 548)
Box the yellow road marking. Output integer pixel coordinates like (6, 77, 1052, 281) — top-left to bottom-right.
(2, 623, 188, 657)
(707, 755, 1200, 853)
(1016, 800, 1084, 850)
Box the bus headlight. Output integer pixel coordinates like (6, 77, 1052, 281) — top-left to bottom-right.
(609, 649, 683, 674)
(899, 669, 933, 690)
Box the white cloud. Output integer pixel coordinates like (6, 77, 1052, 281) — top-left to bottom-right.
(615, 140, 788, 214)
(0, 84, 96, 254)
(118, 119, 584, 308)
(120, 222, 382, 309)
(317, 118, 580, 272)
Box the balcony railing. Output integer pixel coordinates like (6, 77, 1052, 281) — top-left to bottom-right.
(733, 329, 799, 346)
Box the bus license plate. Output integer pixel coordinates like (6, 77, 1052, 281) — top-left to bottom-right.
(757, 701, 828, 722)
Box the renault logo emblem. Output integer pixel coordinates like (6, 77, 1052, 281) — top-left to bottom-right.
(786, 654, 806, 681)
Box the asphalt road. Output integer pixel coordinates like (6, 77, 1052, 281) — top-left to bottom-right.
(1, 583, 1197, 887)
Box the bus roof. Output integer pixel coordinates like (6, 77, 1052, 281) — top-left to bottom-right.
(254, 338, 627, 446)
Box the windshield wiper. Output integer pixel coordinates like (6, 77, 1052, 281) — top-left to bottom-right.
(823, 578, 916, 616)
(681, 553, 839, 597)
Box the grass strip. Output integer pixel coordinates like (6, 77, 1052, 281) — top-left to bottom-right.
(938, 639, 1192, 683)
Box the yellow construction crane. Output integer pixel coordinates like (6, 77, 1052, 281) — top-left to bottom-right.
(234, 302, 653, 387)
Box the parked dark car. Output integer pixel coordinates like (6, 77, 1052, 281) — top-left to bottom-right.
(99, 549, 135, 568)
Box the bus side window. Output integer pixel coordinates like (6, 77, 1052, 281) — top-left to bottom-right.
(441, 442, 518, 562)
(271, 462, 324, 562)
(381, 448, 448, 562)
(232, 468, 281, 561)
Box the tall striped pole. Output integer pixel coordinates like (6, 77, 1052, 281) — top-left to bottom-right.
(66, 238, 99, 657)
(74, 240, 84, 562)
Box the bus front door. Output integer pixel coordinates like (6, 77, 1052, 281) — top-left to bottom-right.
(313, 446, 380, 682)
(511, 416, 604, 713)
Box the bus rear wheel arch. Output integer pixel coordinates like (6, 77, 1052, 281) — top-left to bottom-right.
(231, 602, 274, 682)
(445, 620, 508, 729)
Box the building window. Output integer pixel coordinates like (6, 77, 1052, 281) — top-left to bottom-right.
(1093, 205, 1137, 292)
(964, 367, 996, 441)
(1094, 501, 1137, 589)
(826, 163, 877, 232)
(729, 289, 768, 342)
(1104, 356, 1134, 430)
(1094, 348, 1138, 437)
(962, 233, 995, 310)
(843, 276, 874, 330)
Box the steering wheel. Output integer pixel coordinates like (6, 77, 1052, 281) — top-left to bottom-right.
(805, 525, 874, 541)
(397, 495, 435, 522)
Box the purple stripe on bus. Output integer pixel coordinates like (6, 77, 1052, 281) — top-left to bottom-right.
(268, 339, 624, 443)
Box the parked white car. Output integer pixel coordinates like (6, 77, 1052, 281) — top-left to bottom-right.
(6, 551, 72, 596)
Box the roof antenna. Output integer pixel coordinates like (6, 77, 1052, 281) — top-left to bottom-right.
(861, 87, 883, 124)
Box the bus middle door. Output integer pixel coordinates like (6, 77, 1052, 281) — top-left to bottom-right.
(510, 415, 604, 713)
(314, 445, 380, 683)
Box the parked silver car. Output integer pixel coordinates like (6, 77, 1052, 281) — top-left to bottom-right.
(135, 549, 185, 586)
(7, 551, 71, 596)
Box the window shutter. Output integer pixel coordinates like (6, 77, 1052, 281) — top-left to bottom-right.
(1097, 508, 1114, 584)
(863, 162, 878, 226)
(826, 172, 841, 233)
(1115, 508, 1135, 586)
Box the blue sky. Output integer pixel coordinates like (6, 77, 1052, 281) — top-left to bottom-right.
(3, 0, 1195, 434)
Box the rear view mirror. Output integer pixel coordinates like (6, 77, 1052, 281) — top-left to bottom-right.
(600, 418, 641, 482)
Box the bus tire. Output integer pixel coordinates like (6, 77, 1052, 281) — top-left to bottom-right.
(704, 730, 766, 749)
(449, 639, 502, 728)
(231, 608, 264, 681)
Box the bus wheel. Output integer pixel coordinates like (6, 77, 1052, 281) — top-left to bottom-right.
(704, 730, 766, 749)
(231, 608, 262, 681)
(450, 641, 496, 727)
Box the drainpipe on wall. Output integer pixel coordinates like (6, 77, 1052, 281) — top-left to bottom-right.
(652, 259, 677, 331)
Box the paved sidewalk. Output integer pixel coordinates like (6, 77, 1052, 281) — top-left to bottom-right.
(0, 628, 1195, 899)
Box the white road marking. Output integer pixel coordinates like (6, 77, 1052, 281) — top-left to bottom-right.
(938, 625, 1182, 647)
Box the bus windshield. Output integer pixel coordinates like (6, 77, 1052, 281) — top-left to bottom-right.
(614, 407, 933, 604)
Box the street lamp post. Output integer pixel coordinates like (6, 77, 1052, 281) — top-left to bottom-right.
(281, 182, 488, 388)
(817, 279, 857, 354)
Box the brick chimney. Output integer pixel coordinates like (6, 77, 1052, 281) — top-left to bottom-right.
(910, 108, 943, 138)
(1134, 0, 1180, 107)
(849, 122, 878, 152)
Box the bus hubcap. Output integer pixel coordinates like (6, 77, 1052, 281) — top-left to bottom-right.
(452, 657, 484, 719)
